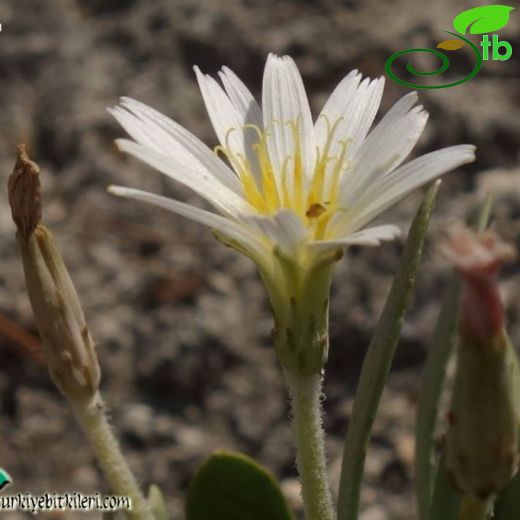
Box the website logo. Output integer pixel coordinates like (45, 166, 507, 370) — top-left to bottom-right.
(0, 468, 133, 514)
(385, 5, 514, 89)
(0, 469, 12, 492)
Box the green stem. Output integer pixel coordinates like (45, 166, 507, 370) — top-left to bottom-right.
(458, 495, 491, 520)
(284, 371, 335, 520)
(70, 392, 153, 520)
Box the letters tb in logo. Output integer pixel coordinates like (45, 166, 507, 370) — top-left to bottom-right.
(481, 34, 513, 60)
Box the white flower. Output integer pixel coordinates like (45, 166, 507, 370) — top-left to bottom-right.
(108, 54, 475, 374)
(108, 54, 475, 274)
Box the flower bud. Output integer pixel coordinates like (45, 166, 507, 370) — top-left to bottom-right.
(9, 146, 100, 405)
(443, 227, 520, 498)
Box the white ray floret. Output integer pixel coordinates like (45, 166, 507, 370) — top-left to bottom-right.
(108, 53, 475, 268)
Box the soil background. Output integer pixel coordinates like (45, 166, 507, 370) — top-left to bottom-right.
(1, 1, 519, 519)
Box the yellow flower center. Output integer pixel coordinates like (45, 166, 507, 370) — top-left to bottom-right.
(215, 116, 349, 240)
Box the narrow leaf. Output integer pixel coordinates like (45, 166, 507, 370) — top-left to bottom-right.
(492, 335, 520, 519)
(453, 5, 514, 35)
(148, 484, 168, 520)
(336, 181, 440, 520)
(415, 279, 461, 520)
(428, 458, 460, 520)
(186, 451, 293, 520)
(437, 39, 466, 51)
(418, 195, 494, 520)
(493, 470, 520, 519)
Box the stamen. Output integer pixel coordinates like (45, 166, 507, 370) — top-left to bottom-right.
(253, 140, 281, 213)
(244, 123, 265, 141)
(286, 117, 304, 215)
(327, 138, 350, 206)
(281, 156, 293, 209)
(211, 114, 350, 242)
(213, 144, 228, 162)
(308, 115, 344, 208)
(214, 140, 266, 211)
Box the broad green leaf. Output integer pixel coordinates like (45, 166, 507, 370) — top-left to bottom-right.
(453, 5, 514, 35)
(417, 196, 493, 520)
(336, 181, 440, 520)
(437, 39, 466, 50)
(148, 484, 168, 520)
(186, 451, 293, 520)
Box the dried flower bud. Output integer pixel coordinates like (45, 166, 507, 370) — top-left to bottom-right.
(18, 226, 101, 404)
(9, 147, 100, 404)
(443, 226, 520, 498)
(8, 145, 42, 241)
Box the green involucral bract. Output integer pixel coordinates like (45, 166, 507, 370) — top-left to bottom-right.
(267, 247, 342, 375)
(445, 329, 520, 497)
(214, 228, 342, 376)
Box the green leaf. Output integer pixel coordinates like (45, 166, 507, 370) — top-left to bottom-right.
(417, 196, 493, 520)
(186, 451, 293, 520)
(336, 181, 441, 520)
(494, 470, 520, 519)
(148, 484, 168, 520)
(492, 335, 520, 519)
(453, 5, 514, 35)
(415, 277, 461, 520)
(428, 458, 460, 520)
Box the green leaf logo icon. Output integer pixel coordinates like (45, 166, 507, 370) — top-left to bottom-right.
(453, 5, 514, 35)
(0, 468, 12, 492)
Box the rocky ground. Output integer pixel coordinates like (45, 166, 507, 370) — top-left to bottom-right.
(0, 0, 519, 518)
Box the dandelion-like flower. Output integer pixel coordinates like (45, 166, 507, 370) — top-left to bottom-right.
(108, 54, 475, 374)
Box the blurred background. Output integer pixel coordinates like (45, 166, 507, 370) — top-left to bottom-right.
(0, 0, 519, 518)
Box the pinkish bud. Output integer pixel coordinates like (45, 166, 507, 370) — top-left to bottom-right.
(442, 227, 515, 343)
(443, 226, 520, 497)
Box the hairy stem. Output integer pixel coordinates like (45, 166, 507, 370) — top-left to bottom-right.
(70, 392, 153, 520)
(285, 371, 335, 520)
